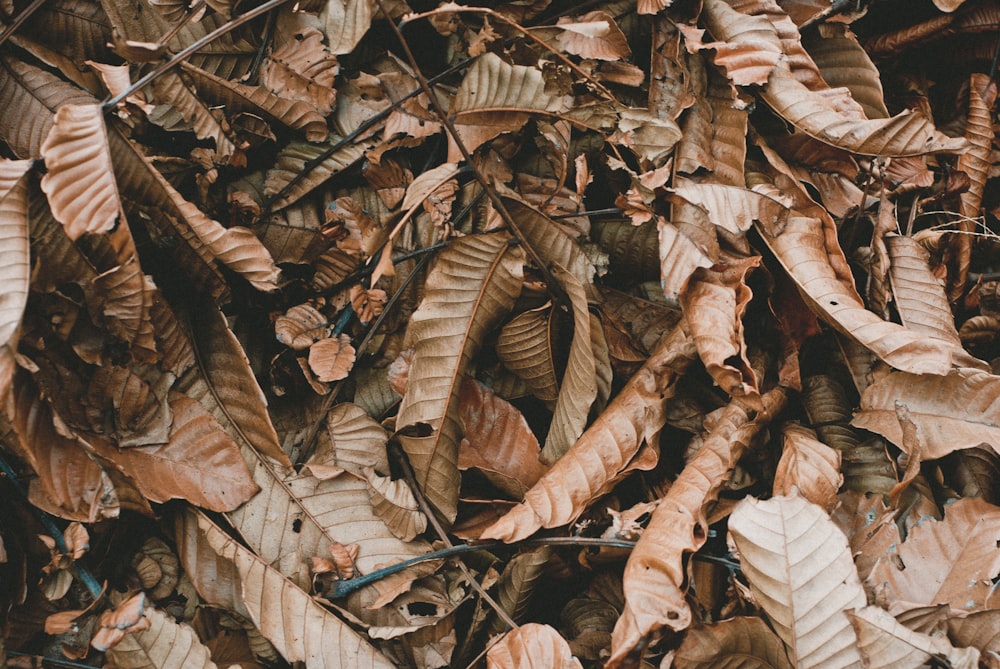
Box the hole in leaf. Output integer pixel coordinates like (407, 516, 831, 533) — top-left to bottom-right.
(292, 518, 302, 533)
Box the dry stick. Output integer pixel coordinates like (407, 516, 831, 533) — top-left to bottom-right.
(373, 0, 569, 307)
(102, 0, 294, 110)
(154, 0, 208, 48)
(386, 434, 520, 632)
(0, 0, 47, 49)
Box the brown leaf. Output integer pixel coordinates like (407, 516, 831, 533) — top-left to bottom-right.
(673, 617, 793, 669)
(308, 334, 356, 382)
(850, 605, 979, 669)
(610, 388, 787, 662)
(396, 233, 524, 523)
(552, 12, 631, 61)
(866, 497, 1000, 611)
(481, 324, 696, 543)
(495, 304, 560, 403)
(486, 623, 583, 669)
(773, 423, 842, 511)
(457, 377, 547, 498)
(40, 103, 121, 240)
(0, 159, 32, 374)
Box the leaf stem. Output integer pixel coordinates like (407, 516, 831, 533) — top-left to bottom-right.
(0, 0, 48, 50)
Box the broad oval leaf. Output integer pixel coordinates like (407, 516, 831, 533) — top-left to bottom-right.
(486, 623, 583, 669)
(106, 605, 218, 669)
(481, 324, 696, 543)
(773, 423, 842, 511)
(0, 160, 32, 352)
(849, 605, 979, 669)
(852, 367, 1000, 459)
(40, 103, 121, 240)
(728, 493, 865, 669)
(496, 304, 560, 403)
(196, 510, 397, 669)
(396, 232, 524, 523)
(865, 497, 1000, 611)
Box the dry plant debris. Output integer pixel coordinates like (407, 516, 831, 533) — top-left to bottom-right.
(3, 0, 1000, 667)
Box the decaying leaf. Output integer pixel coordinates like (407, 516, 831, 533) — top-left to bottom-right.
(486, 623, 583, 669)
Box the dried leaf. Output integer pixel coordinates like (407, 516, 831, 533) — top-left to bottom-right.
(396, 233, 524, 523)
(850, 605, 979, 669)
(308, 335, 356, 382)
(673, 617, 793, 669)
(866, 497, 1000, 611)
(264, 138, 366, 210)
(852, 367, 1000, 460)
(196, 510, 396, 669)
(773, 423, 842, 512)
(40, 103, 121, 239)
(0, 160, 32, 362)
(486, 623, 583, 669)
(495, 304, 560, 403)
(105, 605, 218, 669)
(728, 493, 866, 669)
(481, 324, 696, 543)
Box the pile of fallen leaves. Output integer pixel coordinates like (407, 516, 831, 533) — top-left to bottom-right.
(3, 0, 1000, 666)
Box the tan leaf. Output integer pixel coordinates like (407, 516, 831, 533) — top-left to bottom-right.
(866, 497, 1000, 611)
(174, 508, 251, 619)
(264, 138, 366, 210)
(396, 233, 524, 523)
(727, 493, 865, 669)
(850, 605, 979, 669)
(542, 264, 598, 463)
(750, 168, 956, 375)
(486, 623, 583, 669)
(308, 335, 356, 382)
(149, 72, 236, 161)
(852, 367, 1000, 459)
(803, 24, 889, 121)
(552, 12, 631, 61)
(40, 103, 121, 239)
(659, 217, 714, 302)
(450, 53, 570, 160)
(480, 324, 697, 543)
(683, 5, 782, 87)
(495, 304, 560, 403)
(0, 160, 32, 356)
(84, 394, 258, 512)
(261, 23, 338, 115)
(673, 616, 793, 669)
(105, 605, 218, 668)
(680, 257, 762, 403)
(364, 466, 427, 542)
(773, 423, 842, 511)
(457, 377, 548, 499)
(671, 182, 790, 235)
(195, 510, 397, 669)
(502, 194, 596, 286)
(180, 61, 328, 142)
(948, 610, 1000, 661)
(91, 592, 151, 652)
(321, 0, 375, 55)
(275, 304, 331, 350)
(610, 388, 787, 662)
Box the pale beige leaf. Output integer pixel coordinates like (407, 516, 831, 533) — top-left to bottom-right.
(659, 218, 714, 301)
(481, 324, 697, 543)
(850, 606, 979, 669)
(866, 497, 1000, 611)
(264, 138, 367, 210)
(0, 160, 32, 352)
(542, 264, 598, 463)
(40, 103, 121, 239)
(685, 4, 782, 87)
(773, 424, 842, 512)
(553, 12, 631, 61)
(401, 162, 462, 213)
(308, 335, 356, 382)
(948, 610, 1000, 661)
(610, 389, 787, 661)
(106, 606, 218, 669)
(457, 378, 547, 499)
(180, 62, 327, 142)
(364, 466, 427, 542)
(959, 74, 995, 222)
(275, 304, 330, 350)
(196, 510, 396, 669)
(502, 193, 596, 286)
(751, 169, 956, 375)
(321, 0, 375, 55)
(396, 233, 524, 523)
(496, 305, 560, 403)
(487, 623, 583, 669)
(680, 257, 762, 402)
(803, 24, 889, 120)
(885, 234, 971, 353)
(728, 493, 865, 669)
(490, 547, 552, 633)
(673, 616, 793, 669)
(450, 53, 570, 159)
(83, 394, 258, 512)
(852, 368, 1000, 459)
(671, 182, 790, 235)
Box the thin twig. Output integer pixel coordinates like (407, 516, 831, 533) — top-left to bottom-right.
(374, 0, 569, 307)
(0, 452, 104, 600)
(154, 0, 207, 48)
(103, 0, 293, 110)
(0, 0, 48, 50)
